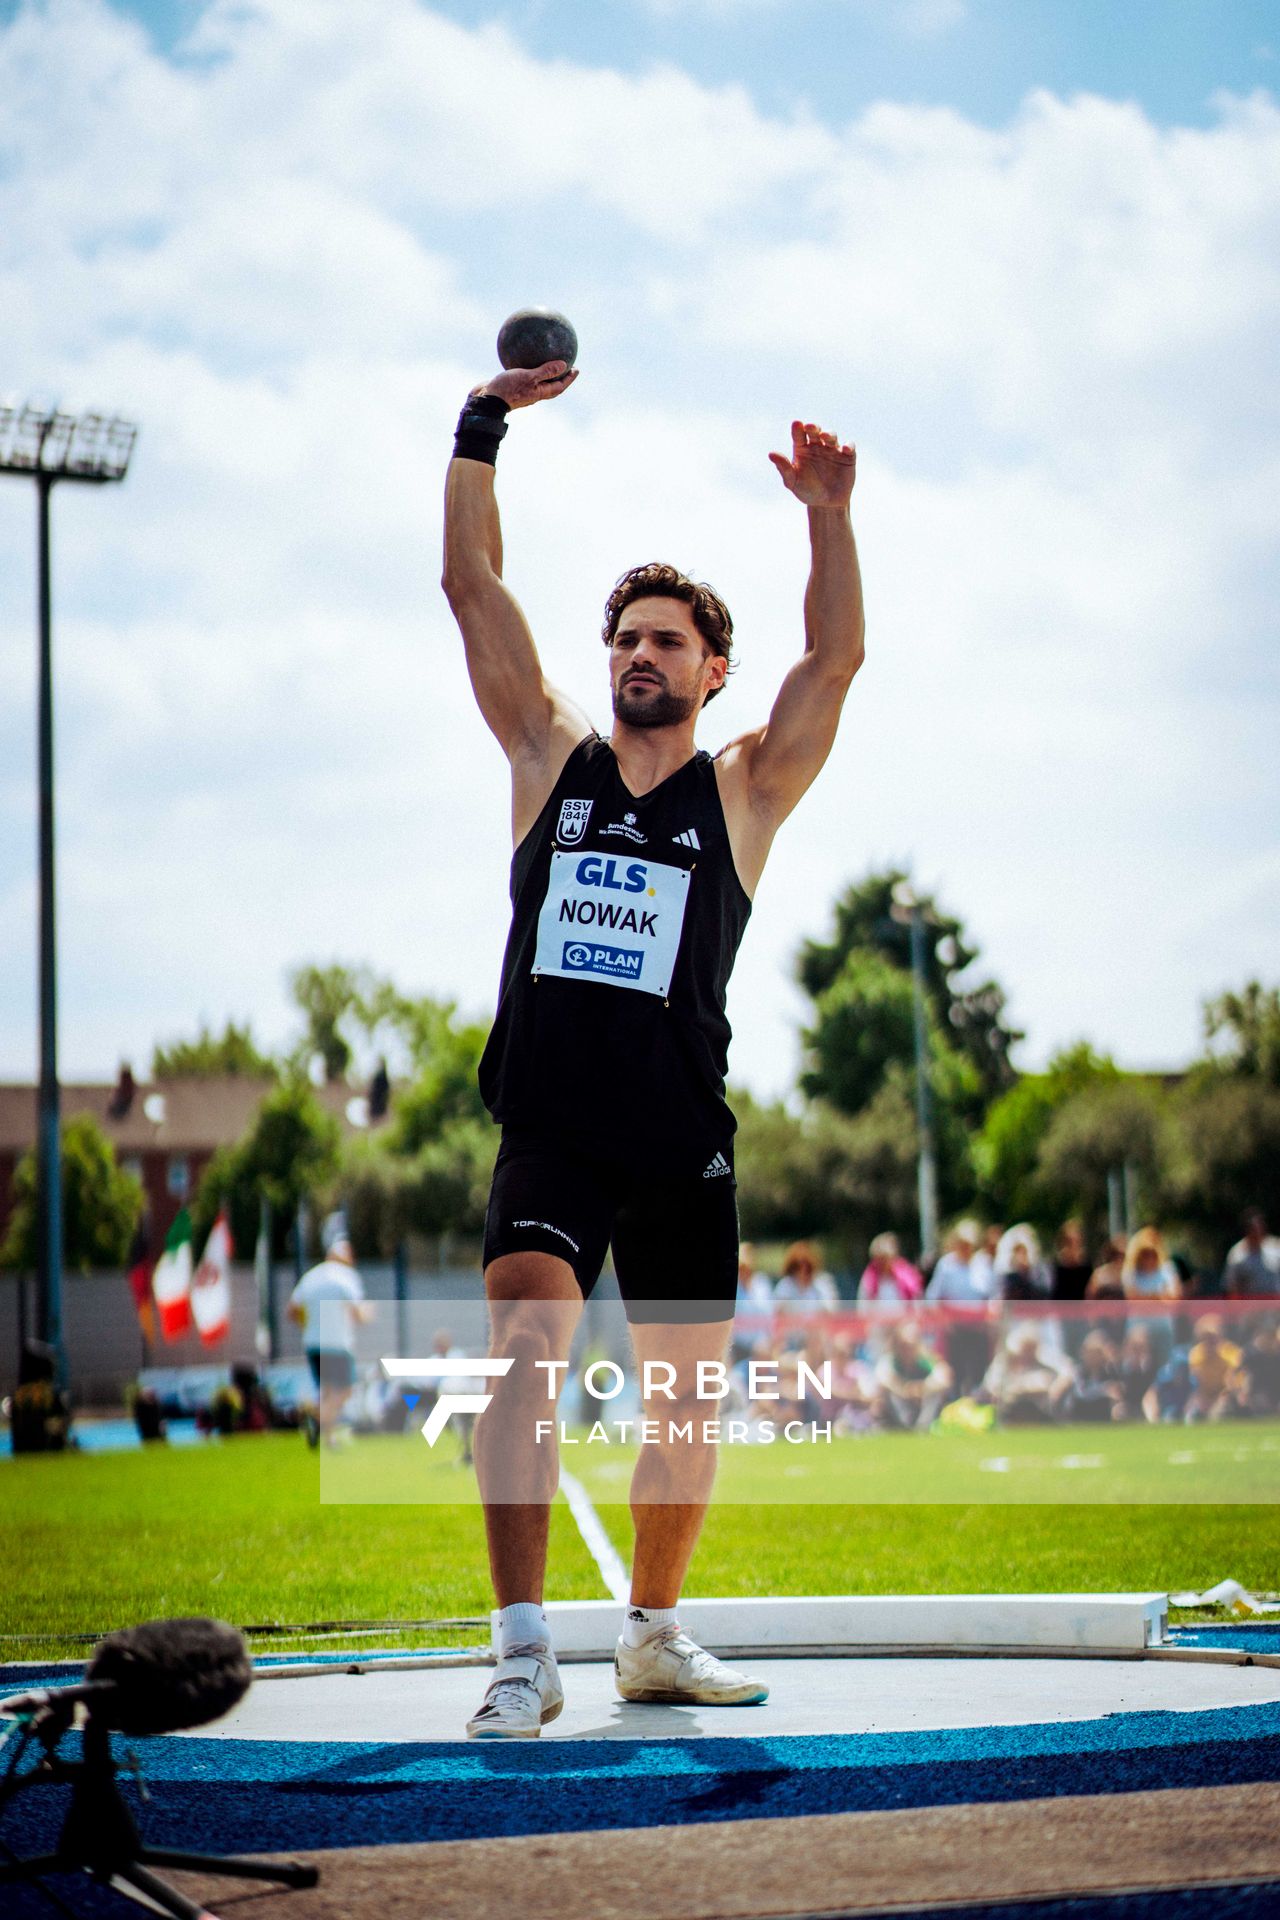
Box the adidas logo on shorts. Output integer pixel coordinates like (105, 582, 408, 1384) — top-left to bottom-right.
(673, 827, 701, 850)
(703, 1151, 731, 1179)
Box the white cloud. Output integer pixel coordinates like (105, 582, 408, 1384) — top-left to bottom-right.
(0, 0, 1276, 1101)
(635, 0, 966, 37)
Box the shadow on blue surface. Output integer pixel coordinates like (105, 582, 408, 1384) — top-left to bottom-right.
(2, 1703, 1279, 1859)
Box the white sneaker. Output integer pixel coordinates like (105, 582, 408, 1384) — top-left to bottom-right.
(465, 1645, 563, 1739)
(614, 1627, 769, 1706)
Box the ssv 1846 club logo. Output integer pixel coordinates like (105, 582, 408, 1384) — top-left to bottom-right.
(557, 798, 592, 844)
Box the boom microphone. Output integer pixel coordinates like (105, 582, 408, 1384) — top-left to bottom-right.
(0, 1616, 252, 1737)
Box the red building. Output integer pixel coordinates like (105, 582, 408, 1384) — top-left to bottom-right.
(0, 1073, 354, 1262)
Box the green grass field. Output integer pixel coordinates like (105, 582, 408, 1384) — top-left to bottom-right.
(2, 1430, 1277, 1662)
(319, 1417, 1280, 1506)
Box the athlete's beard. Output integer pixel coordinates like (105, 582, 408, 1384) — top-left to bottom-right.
(612, 675, 701, 729)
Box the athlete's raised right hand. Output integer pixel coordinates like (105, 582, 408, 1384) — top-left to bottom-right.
(474, 361, 579, 411)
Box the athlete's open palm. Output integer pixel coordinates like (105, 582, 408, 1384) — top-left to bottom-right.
(479, 361, 579, 411)
(769, 421, 855, 508)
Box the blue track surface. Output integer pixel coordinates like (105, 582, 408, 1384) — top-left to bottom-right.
(3, 1701, 1279, 1859)
(3, 1638, 1277, 1917)
(1170, 1625, 1280, 1653)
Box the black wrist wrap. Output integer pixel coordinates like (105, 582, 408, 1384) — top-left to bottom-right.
(454, 393, 510, 466)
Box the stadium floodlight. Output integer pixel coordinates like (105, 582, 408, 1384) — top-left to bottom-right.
(1, 398, 139, 1386)
(0, 400, 137, 483)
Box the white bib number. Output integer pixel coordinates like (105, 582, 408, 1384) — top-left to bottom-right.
(532, 851, 691, 999)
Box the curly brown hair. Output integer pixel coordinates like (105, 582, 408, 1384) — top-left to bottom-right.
(600, 562, 734, 702)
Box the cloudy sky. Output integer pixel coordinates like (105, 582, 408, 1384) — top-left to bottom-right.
(1, 0, 1277, 1103)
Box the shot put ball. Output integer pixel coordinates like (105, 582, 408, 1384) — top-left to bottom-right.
(496, 308, 579, 372)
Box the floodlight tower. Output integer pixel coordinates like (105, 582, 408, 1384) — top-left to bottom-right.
(0, 400, 138, 1380)
(890, 882, 940, 1261)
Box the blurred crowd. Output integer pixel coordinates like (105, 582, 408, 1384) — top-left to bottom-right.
(729, 1211, 1280, 1433)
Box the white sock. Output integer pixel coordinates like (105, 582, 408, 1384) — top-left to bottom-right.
(623, 1603, 678, 1648)
(497, 1602, 551, 1657)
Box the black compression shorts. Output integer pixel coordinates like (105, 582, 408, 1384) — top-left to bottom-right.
(482, 1130, 739, 1322)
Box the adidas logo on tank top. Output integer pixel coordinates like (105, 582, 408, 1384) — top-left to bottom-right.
(673, 827, 701, 849)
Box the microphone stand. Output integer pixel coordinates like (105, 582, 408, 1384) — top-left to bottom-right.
(0, 1706, 318, 1918)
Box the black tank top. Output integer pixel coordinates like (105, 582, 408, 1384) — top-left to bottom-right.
(479, 735, 752, 1168)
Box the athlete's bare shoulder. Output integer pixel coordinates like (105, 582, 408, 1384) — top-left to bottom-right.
(511, 700, 596, 847)
(712, 734, 776, 900)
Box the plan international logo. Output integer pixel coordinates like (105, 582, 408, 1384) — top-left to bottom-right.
(562, 940, 644, 980)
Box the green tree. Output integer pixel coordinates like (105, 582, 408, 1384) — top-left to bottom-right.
(399, 1117, 498, 1239)
(799, 949, 980, 1213)
(800, 951, 917, 1114)
(338, 1115, 498, 1253)
(152, 1019, 276, 1080)
(797, 868, 1022, 1108)
(1202, 980, 1280, 1086)
(1168, 1076, 1280, 1251)
(314, 985, 496, 1248)
(362, 988, 488, 1148)
(733, 1082, 922, 1261)
(974, 1043, 1119, 1225)
(1033, 1081, 1172, 1244)
(287, 963, 372, 1083)
(1, 1114, 143, 1272)
(194, 1078, 341, 1257)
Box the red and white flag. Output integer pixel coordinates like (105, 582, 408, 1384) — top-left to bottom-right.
(192, 1212, 233, 1347)
(153, 1209, 193, 1342)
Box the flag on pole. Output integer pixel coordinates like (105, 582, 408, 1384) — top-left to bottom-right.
(153, 1208, 194, 1342)
(192, 1211, 233, 1347)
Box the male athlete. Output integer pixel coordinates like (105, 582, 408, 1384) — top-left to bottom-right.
(443, 356, 864, 1737)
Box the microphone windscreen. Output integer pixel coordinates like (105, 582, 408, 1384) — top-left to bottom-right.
(87, 1617, 252, 1735)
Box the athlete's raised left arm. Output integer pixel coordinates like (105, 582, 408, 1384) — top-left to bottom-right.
(725, 424, 867, 860)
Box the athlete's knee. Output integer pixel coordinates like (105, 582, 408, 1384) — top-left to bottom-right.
(485, 1251, 580, 1305)
(498, 1320, 565, 1376)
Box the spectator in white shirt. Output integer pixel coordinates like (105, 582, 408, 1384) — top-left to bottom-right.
(1223, 1209, 1280, 1299)
(287, 1212, 372, 1448)
(774, 1241, 839, 1309)
(926, 1221, 994, 1396)
(925, 1221, 992, 1302)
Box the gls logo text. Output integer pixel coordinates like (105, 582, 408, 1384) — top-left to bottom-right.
(380, 1357, 514, 1445)
(574, 856, 651, 893)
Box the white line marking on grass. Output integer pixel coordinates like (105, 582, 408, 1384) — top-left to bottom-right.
(1168, 1451, 1198, 1465)
(1059, 1455, 1105, 1469)
(559, 1467, 630, 1602)
(979, 1457, 1011, 1473)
